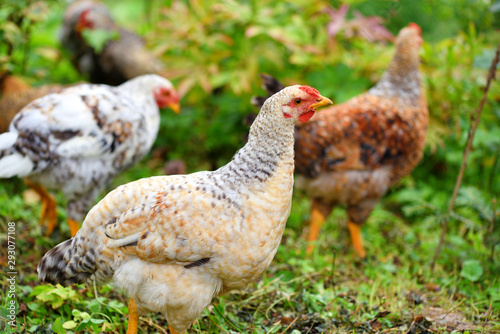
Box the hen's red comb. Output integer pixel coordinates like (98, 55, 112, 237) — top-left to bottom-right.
(80, 9, 91, 21)
(299, 86, 320, 97)
(76, 9, 94, 31)
(408, 22, 422, 36)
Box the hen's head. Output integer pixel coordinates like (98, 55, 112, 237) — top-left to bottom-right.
(399, 22, 422, 46)
(154, 86, 180, 113)
(262, 85, 332, 123)
(123, 74, 180, 113)
(71, 1, 114, 34)
(75, 9, 95, 33)
(393, 23, 423, 66)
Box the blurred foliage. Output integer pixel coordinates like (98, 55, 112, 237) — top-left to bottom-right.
(0, 0, 499, 332)
(0, 0, 80, 83)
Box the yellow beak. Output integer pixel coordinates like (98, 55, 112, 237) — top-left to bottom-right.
(167, 102, 181, 114)
(310, 95, 333, 109)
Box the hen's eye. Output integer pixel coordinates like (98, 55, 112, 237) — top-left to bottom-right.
(294, 98, 302, 104)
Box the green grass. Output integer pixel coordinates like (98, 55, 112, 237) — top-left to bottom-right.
(0, 183, 498, 333)
(1, 0, 499, 333)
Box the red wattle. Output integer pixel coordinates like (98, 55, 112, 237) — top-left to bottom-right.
(299, 110, 315, 123)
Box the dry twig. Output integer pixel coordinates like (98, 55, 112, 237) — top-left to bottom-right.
(279, 316, 299, 334)
(483, 299, 493, 326)
(404, 314, 424, 334)
(431, 42, 500, 269)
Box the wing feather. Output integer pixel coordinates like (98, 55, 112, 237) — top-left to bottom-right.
(9, 84, 144, 167)
(91, 174, 232, 265)
(294, 94, 425, 178)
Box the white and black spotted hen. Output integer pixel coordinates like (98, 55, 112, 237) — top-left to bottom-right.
(38, 85, 332, 334)
(0, 74, 180, 236)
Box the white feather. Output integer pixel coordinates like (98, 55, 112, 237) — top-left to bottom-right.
(0, 132, 18, 151)
(107, 233, 140, 248)
(50, 95, 96, 129)
(0, 154, 34, 178)
(56, 136, 103, 158)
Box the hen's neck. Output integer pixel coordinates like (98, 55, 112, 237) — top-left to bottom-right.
(214, 110, 295, 190)
(118, 83, 158, 117)
(368, 48, 423, 107)
(116, 81, 160, 148)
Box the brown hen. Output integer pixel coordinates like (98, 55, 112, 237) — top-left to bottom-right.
(252, 23, 428, 258)
(60, 0, 164, 86)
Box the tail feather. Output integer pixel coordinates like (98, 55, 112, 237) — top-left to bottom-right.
(260, 73, 285, 95)
(0, 153, 34, 178)
(0, 132, 18, 151)
(0, 132, 34, 178)
(251, 74, 285, 109)
(38, 238, 94, 286)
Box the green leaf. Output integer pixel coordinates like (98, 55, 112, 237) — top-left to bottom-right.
(22, 1, 49, 22)
(460, 260, 484, 282)
(62, 320, 77, 329)
(72, 309, 91, 321)
(31, 285, 80, 309)
(27, 303, 39, 311)
(488, 287, 500, 301)
(75, 319, 91, 331)
(81, 29, 120, 53)
(52, 318, 64, 334)
(2, 21, 24, 45)
(473, 49, 500, 70)
(90, 318, 106, 324)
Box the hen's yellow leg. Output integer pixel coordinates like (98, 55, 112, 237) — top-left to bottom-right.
(347, 221, 366, 259)
(306, 199, 333, 255)
(67, 218, 80, 237)
(24, 179, 58, 236)
(126, 298, 139, 334)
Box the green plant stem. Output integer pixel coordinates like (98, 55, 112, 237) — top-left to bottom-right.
(490, 198, 497, 262)
(93, 281, 125, 315)
(431, 41, 500, 270)
(22, 21, 31, 74)
(211, 301, 243, 333)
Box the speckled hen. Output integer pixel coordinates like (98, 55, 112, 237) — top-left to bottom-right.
(252, 23, 428, 258)
(38, 86, 332, 334)
(0, 74, 180, 236)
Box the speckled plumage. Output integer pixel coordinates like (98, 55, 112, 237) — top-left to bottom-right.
(294, 24, 428, 225)
(38, 86, 331, 333)
(0, 74, 174, 223)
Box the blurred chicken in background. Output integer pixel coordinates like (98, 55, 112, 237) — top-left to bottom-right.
(60, 0, 165, 86)
(0, 74, 179, 237)
(252, 24, 428, 258)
